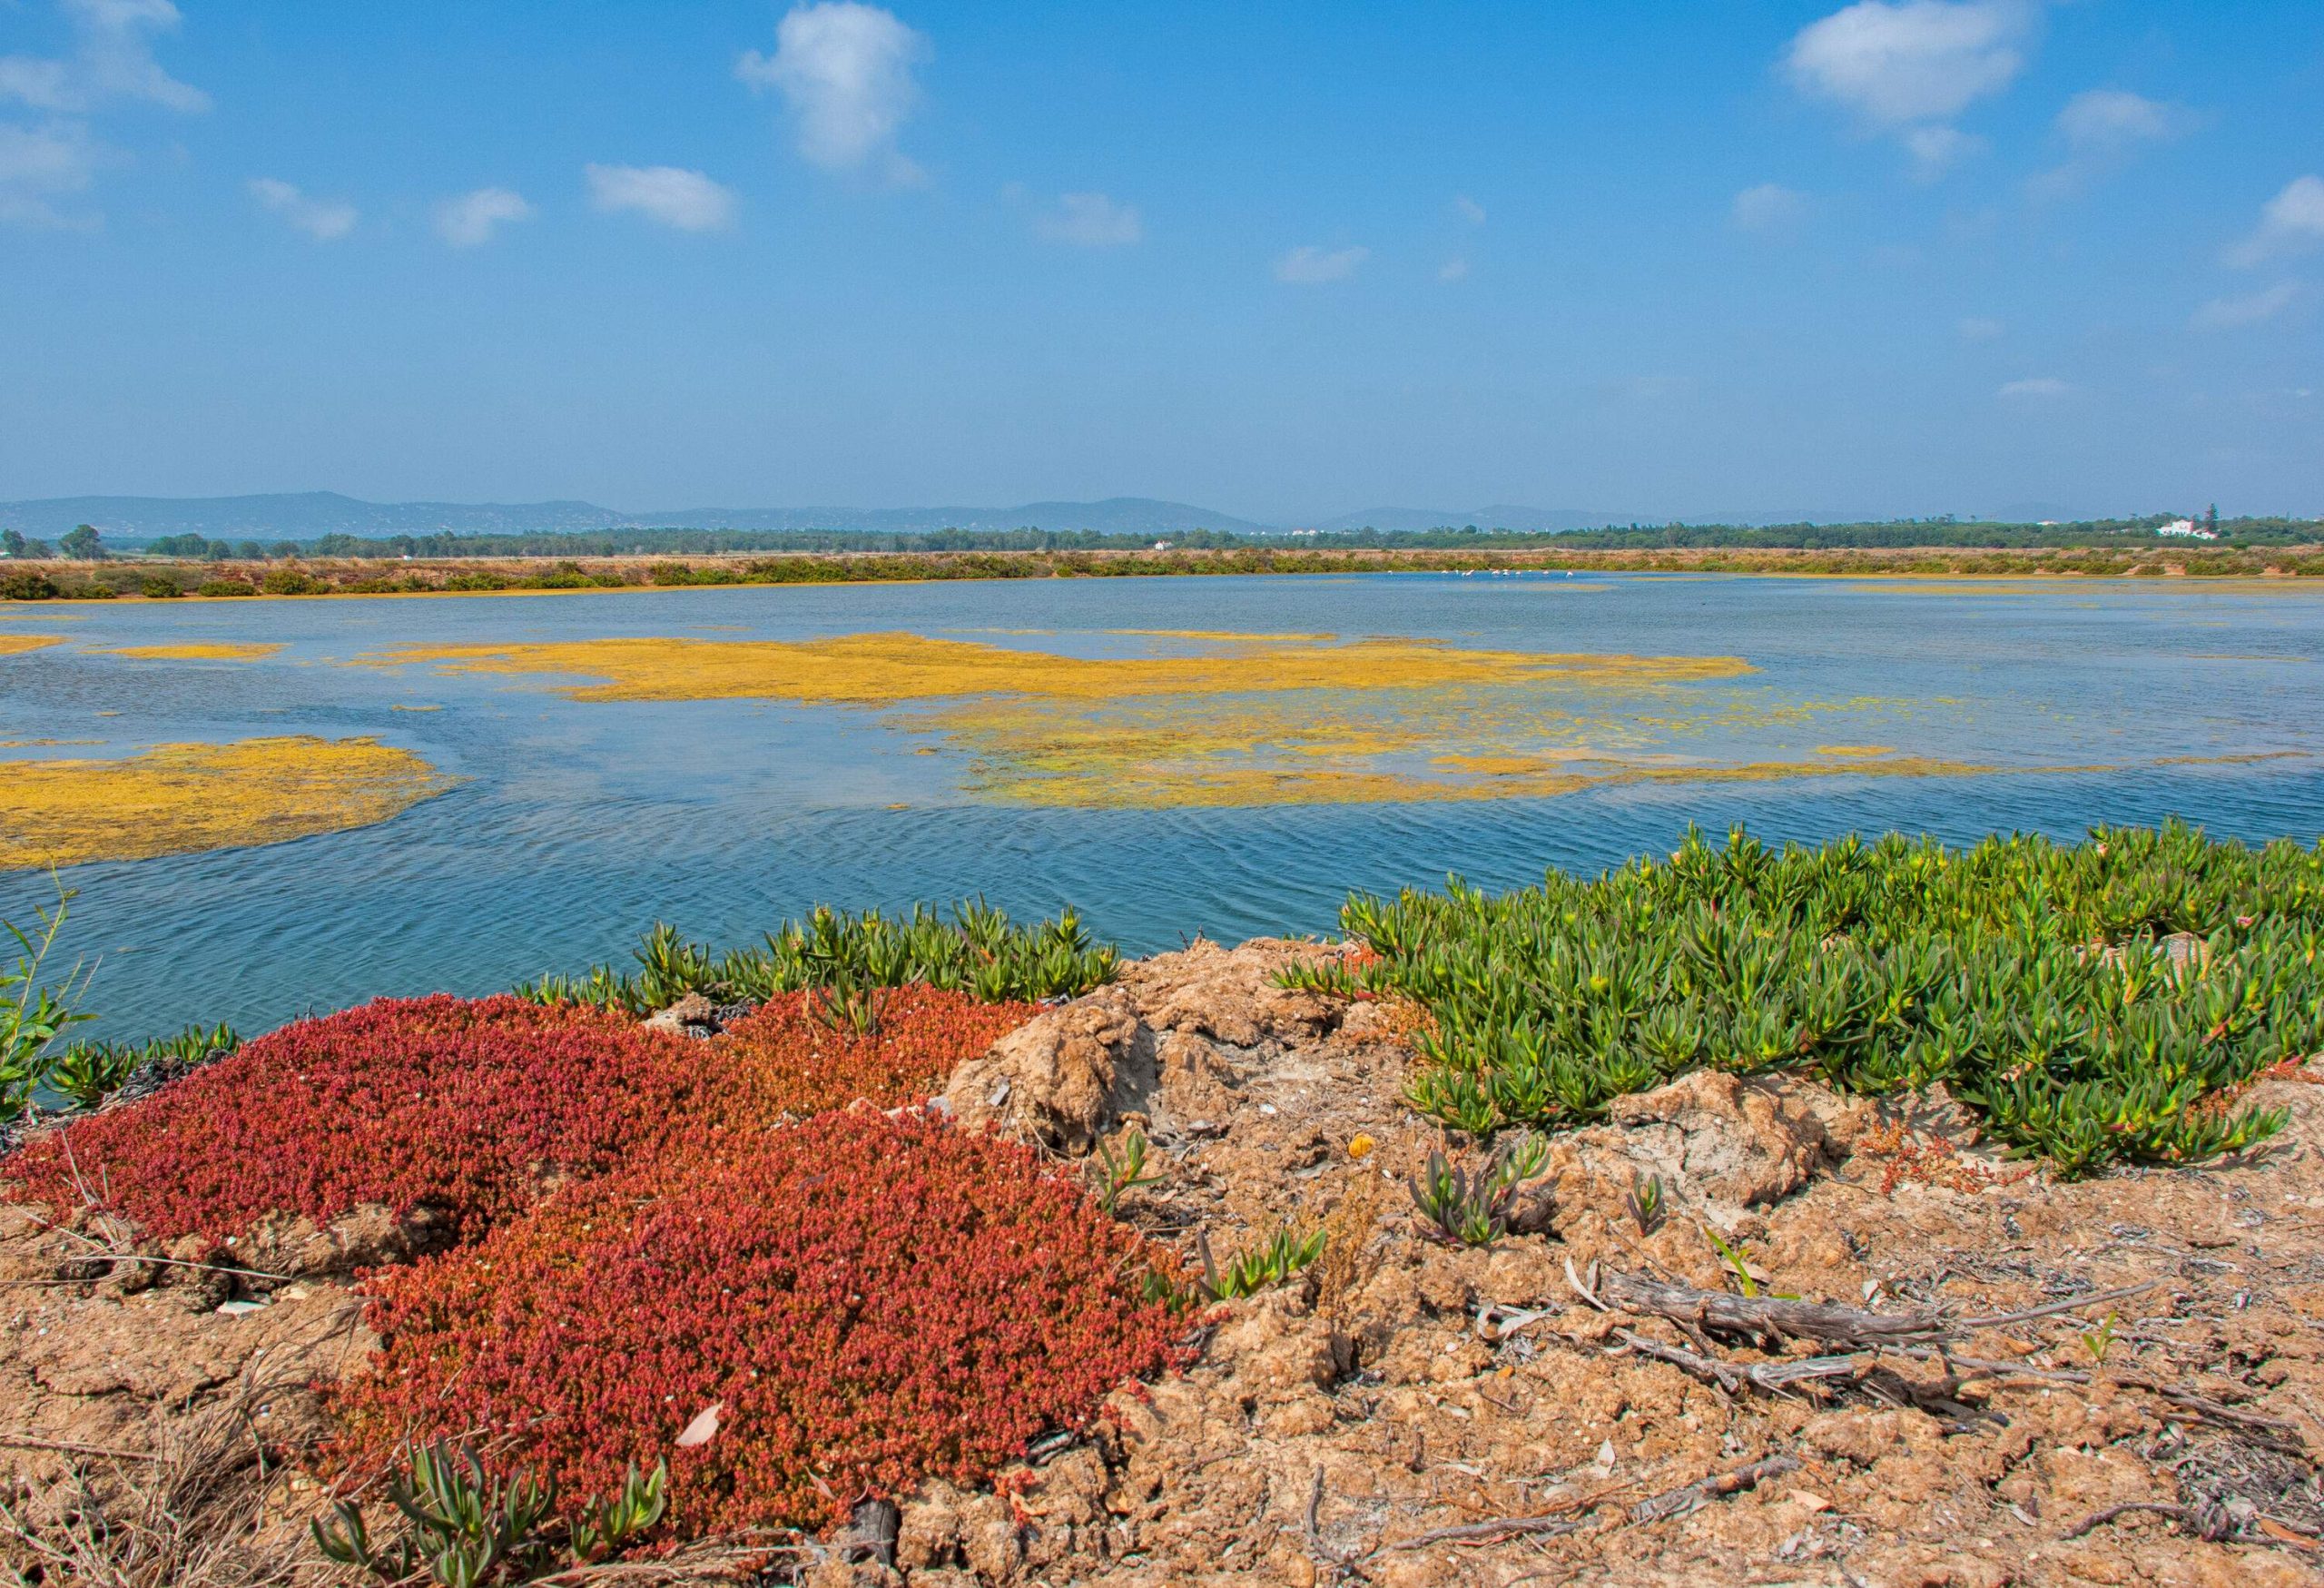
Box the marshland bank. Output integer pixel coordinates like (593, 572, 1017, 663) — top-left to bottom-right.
(5, 538, 2324, 605)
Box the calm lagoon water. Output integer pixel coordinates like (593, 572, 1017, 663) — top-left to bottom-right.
(5, 571, 2322, 1041)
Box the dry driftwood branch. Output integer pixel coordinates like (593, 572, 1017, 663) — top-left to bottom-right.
(1594, 1269, 1949, 1348)
(1629, 1453, 1800, 1524)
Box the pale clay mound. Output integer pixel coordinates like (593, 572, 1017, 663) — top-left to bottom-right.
(7, 937, 2324, 1586)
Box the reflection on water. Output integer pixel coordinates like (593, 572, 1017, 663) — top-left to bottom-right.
(3, 571, 2321, 1041)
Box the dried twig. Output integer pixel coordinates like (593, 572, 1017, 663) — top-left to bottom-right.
(0, 1433, 161, 1463)
(2065, 1500, 2234, 1542)
(1612, 1329, 1869, 1396)
(1629, 1454, 1800, 1525)
(1955, 1281, 2162, 1329)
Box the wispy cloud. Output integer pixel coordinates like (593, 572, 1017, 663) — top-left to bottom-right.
(1902, 123, 1984, 180)
(2191, 281, 2299, 331)
(1731, 182, 1807, 232)
(2226, 175, 2324, 268)
(0, 0, 208, 113)
(1998, 375, 2072, 399)
(737, 2, 928, 184)
(0, 0, 203, 227)
(1033, 190, 1140, 247)
(249, 176, 357, 242)
(1274, 244, 1366, 285)
(1437, 257, 1470, 282)
(585, 163, 736, 232)
(2027, 89, 2193, 199)
(1957, 315, 2004, 340)
(1787, 1, 2033, 179)
(435, 186, 535, 248)
(0, 119, 98, 227)
(1451, 194, 1485, 226)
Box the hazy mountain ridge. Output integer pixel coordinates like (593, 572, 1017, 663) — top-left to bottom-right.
(0, 491, 2118, 540)
(0, 492, 1275, 540)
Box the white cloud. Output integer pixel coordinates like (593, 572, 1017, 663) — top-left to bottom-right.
(2028, 89, 2193, 199)
(585, 163, 737, 232)
(249, 176, 357, 242)
(435, 186, 535, 247)
(1998, 376, 2072, 399)
(1274, 244, 1366, 285)
(2191, 281, 2299, 331)
(1957, 315, 2004, 340)
(2227, 176, 2324, 268)
(0, 0, 208, 113)
(1437, 257, 1470, 282)
(1902, 123, 1983, 179)
(1787, 1, 2032, 126)
(0, 119, 98, 226)
(1452, 194, 1485, 225)
(737, 2, 928, 182)
(1033, 190, 1140, 247)
(2057, 88, 2187, 154)
(1731, 182, 1807, 232)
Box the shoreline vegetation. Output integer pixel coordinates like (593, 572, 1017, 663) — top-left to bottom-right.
(6, 829, 2324, 1581)
(4, 538, 2324, 604)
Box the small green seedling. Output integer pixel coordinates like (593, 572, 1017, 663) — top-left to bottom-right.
(1093, 1128, 1165, 1216)
(1625, 1172, 1669, 1237)
(2079, 1310, 2120, 1366)
(1196, 1226, 1327, 1300)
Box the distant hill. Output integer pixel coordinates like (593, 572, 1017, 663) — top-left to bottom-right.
(1309, 506, 1618, 533)
(0, 492, 1272, 540)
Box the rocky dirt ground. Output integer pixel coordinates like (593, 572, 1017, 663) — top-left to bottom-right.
(7, 938, 2324, 1586)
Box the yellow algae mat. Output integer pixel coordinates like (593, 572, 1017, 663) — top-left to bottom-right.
(0, 635, 66, 656)
(371, 629, 1995, 807)
(381, 631, 1751, 705)
(0, 735, 453, 869)
(95, 643, 286, 661)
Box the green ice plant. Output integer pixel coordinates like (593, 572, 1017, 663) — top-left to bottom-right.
(515, 900, 1118, 1013)
(1, 879, 94, 1123)
(312, 1441, 667, 1585)
(1352, 823, 2324, 1179)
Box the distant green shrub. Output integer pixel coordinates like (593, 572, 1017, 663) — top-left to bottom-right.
(140, 576, 185, 598)
(1324, 823, 2324, 1178)
(196, 579, 256, 597)
(0, 572, 58, 601)
(517, 901, 1118, 1014)
(261, 567, 327, 595)
(444, 571, 510, 591)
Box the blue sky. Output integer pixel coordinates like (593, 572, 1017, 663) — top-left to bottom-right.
(1, 1, 2319, 522)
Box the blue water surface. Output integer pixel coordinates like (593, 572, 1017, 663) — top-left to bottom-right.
(3, 571, 2320, 1041)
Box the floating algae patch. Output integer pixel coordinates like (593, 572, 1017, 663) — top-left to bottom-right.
(374, 629, 2018, 809)
(0, 635, 66, 656)
(0, 735, 454, 869)
(376, 632, 1754, 705)
(96, 643, 286, 661)
(1816, 745, 1898, 758)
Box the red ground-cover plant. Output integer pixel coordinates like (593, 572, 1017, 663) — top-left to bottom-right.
(1, 995, 705, 1244)
(331, 1109, 1187, 1537)
(712, 986, 1038, 1119)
